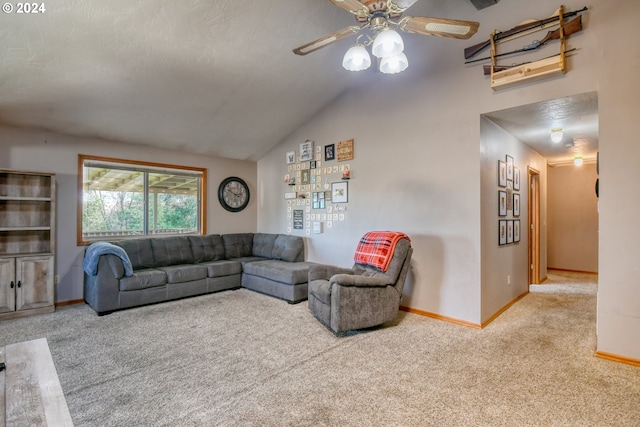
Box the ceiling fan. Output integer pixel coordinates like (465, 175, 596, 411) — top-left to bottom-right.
(293, 0, 479, 73)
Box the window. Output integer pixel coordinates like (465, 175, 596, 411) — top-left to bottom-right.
(78, 155, 206, 244)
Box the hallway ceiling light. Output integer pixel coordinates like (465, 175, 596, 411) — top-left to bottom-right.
(574, 156, 584, 166)
(550, 127, 563, 143)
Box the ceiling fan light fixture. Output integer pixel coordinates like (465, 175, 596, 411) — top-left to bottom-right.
(342, 44, 371, 71)
(372, 28, 404, 58)
(550, 127, 563, 143)
(379, 52, 408, 74)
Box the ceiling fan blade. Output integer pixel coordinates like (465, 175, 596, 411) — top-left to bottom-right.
(390, 0, 420, 11)
(327, 0, 369, 15)
(399, 16, 479, 39)
(293, 26, 362, 56)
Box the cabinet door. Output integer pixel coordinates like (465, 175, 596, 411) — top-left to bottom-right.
(0, 257, 16, 313)
(16, 255, 54, 311)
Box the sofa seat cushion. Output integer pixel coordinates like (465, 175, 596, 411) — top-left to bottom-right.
(243, 260, 316, 285)
(308, 279, 331, 305)
(200, 260, 242, 278)
(157, 264, 207, 284)
(229, 256, 269, 266)
(119, 269, 167, 291)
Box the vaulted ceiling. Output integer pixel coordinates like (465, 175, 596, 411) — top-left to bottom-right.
(1, 0, 597, 164)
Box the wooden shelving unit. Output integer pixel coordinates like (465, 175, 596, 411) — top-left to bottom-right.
(0, 169, 56, 320)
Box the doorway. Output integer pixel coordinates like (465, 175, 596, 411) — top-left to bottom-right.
(528, 168, 541, 284)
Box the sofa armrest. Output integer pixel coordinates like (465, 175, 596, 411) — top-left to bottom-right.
(330, 274, 392, 288)
(98, 254, 126, 279)
(309, 264, 353, 282)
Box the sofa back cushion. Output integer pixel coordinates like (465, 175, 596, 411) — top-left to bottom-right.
(113, 238, 155, 270)
(272, 234, 304, 262)
(222, 233, 254, 259)
(151, 236, 194, 266)
(189, 234, 224, 263)
(252, 233, 278, 258)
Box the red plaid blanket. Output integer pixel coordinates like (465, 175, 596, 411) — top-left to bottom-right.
(354, 231, 411, 272)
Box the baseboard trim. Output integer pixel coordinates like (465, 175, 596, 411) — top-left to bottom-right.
(594, 351, 640, 367)
(399, 306, 481, 329)
(481, 290, 529, 328)
(401, 290, 529, 330)
(56, 299, 84, 308)
(547, 267, 598, 275)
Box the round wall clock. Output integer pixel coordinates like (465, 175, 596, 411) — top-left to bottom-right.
(218, 177, 250, 212)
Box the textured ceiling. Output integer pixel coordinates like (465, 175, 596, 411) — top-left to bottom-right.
(0, 0, 364, 160)
(0, 1, 597, 163)
(484, 92, 599, 165)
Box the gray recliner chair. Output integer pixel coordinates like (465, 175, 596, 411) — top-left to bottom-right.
(308, 235, 413, 334)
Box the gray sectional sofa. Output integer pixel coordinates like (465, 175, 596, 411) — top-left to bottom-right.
(83, 233, 314, 315)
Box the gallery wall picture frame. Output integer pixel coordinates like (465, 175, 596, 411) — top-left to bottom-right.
(513, 193, 521, 217)
(506, 155, 514, 181)
(513, 166, 520, 190)
(514, 220, 521, 242)
(498, 160, 507, 187)
(286, 151, 295, 164)
(498, 190, 507, 216)
(507, 220, 514, 244)
(325, 144, 335, 161)
(331, 181, 348, 203)
(301, 169, 310, 185)
(300, 140, 314, 162)
(337, 138, 354, 162)
(499, 220, 507, 246)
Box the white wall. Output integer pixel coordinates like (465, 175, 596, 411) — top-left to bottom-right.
(0, 125, 257, 302)
(547, 163, 598, 272)
(258, 0, 640, 360)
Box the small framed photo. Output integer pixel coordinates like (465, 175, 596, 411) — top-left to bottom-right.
(514, 220, 521, 243)
(507, 220, 514, 244)
(513, 167, 520, 191)
(498, 190, 507, 216)
(499, 220, 507, 246)
(513, 193, 520, 217)
(498, 160, 507, 187)
(325, 144, 335, 161)
(286, 151, 295, 164)
(331, 181, 348, 203)
(310, 160, 317, 169)
(301, 169, 310, 185)
(506, 155, 514, 181)
(300, 140, 314, 162)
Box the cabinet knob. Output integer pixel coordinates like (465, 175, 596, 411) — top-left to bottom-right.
(17, 280, 21, 288)
(10, 281, 14, 289)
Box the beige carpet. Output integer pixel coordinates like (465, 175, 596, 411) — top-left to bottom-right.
(1, 273, 639, 426)
(530, 269, 598, 295)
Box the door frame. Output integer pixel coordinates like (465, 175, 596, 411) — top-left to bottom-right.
(528, 167, 541, 284)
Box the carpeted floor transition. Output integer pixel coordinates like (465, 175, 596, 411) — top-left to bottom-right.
(1, 270, 639, 426)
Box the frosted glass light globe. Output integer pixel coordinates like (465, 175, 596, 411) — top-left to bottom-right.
(380, 52, 408, 74)
(372, 29, 404, 59)
(342, 45, 371, 71)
